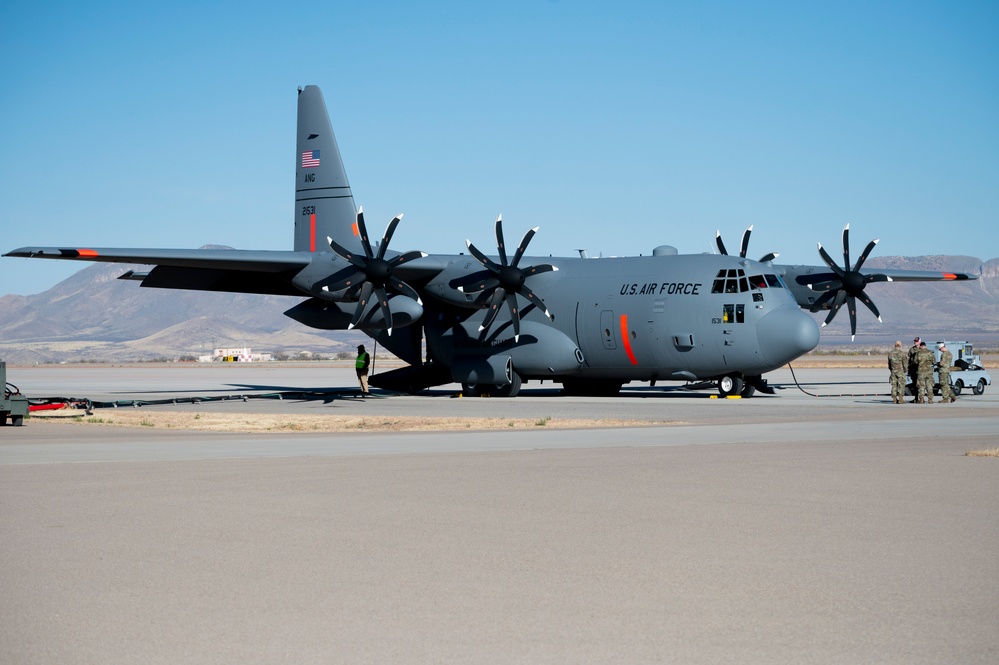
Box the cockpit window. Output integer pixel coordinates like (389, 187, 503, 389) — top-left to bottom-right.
(711, 268, 749, 294)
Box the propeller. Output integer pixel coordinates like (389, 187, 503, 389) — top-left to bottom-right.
(807, 224, 891, 341)
(715, 225, 779, 263)
(323, 207, 427, 336)
(460, 215, 558, 342)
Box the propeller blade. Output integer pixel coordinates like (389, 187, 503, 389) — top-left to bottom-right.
(348, 282, 375, 330)
(391, 279, 423, 306)
(511, 226, 539, 268)
(472, 285, 500, 307)
(355, 208, 373, 259)
(323, 269, 365, 293)
(759, 252, 779, 263)
(520, 285, 554, 320)
(478, 288, 507, 335)
(344, 282, 364, 301)
(494, 215, 507, 266)
(524, 263, 558, 277)
(374, 286, 392, 336)
(857, 292, 882, 321)
(388, 250, 428, 268)
(817, 243, 845, 277)
(740, 225, 753, 258)
(847, 295, 858, 341)
(808, 289, 839, 313)
(806, 279, 844, 293)
(853, 238, 879, 272)
(864, 274, 891, 285)
(458, 276, 500, 296)
(377, 214, 404, 260)
(327, 236, 367, 269)
(505, 294, 521, 342)
(842, 224, 851, 271)
(821, 290, 848, 327)
(715, 231, 729, 256)
(466, 240, 500, 273)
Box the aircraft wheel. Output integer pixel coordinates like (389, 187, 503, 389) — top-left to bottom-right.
(490, 372, 522, 398)
(461, 383, 482, 397)
(953, 380, 963, 396)
(974, 378, 986, 395)
(740, 384, 756, 398)
(718, 375, 743, 397)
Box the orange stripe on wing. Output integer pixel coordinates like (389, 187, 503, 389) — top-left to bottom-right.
(620, 314, 639, 366)
(77, 249, 99, 257)
(352, 222, 359, 236)
(942, 273, 957, 280)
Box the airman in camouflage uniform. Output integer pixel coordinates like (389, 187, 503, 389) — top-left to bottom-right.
(907, 337, 922, 403)
(937, 343, 956, 403)
(887, 340, 907, 404)
(916, 341, 935, 403)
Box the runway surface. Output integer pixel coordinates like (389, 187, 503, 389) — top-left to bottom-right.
(2, 364, 997, 664)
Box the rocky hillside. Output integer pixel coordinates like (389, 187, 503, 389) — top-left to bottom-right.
(0, 262, 370, 364)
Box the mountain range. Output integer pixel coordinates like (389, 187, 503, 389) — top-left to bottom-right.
(2, 254, 997, 364)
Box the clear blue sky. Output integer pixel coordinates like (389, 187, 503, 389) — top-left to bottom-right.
(2, 1, 997, 296)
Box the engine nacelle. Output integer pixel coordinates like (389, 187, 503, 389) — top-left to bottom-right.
(450, 354, 513, 385)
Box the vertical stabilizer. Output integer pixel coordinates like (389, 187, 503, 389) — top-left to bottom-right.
(295, 86, 358, 253)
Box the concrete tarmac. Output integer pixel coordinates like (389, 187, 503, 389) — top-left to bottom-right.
(1, 364, 997, 664)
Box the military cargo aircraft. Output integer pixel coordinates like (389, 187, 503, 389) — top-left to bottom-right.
(4, 86, 976, 397)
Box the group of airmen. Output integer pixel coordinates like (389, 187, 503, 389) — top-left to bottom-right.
(887, 337, 957, 404)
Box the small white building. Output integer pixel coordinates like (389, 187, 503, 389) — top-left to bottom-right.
(197, 347, 272, 363)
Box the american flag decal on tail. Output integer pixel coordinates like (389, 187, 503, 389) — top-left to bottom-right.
(301, 149, 320, 168)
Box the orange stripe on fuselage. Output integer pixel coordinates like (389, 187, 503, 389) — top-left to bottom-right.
(309, 213, 316, 252)
(620, 314, 639, 365)
(77, 249, 99, 257)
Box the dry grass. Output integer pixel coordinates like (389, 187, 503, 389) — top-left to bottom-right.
(34, 410, 674, 433)
(965, 448, 999, 457)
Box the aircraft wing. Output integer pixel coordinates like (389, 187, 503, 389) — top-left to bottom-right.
(776, 263, 978, 339)
(782, 264, 977, 296)
(4, 246, 314, 296)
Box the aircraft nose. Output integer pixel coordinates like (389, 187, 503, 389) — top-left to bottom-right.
(757, 307, 820, 367)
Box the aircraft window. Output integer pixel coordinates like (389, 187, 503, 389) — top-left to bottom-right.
(723, 304, 734, 323)
(727, 269, 738, 278)
(712, 278, 726, 294)
(725, 280, 738, 294)
(765, 274, 781, 288)
(736, 304, 745, 323)
(739, 277, 749, 293)
(752, 292, 764, 302)
(749, 275, 767, 289)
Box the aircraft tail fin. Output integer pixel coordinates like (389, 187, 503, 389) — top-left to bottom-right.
(294, 86, 358, 253)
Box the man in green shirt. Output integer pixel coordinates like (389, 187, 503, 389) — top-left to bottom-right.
(355, 344, 370, 397)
